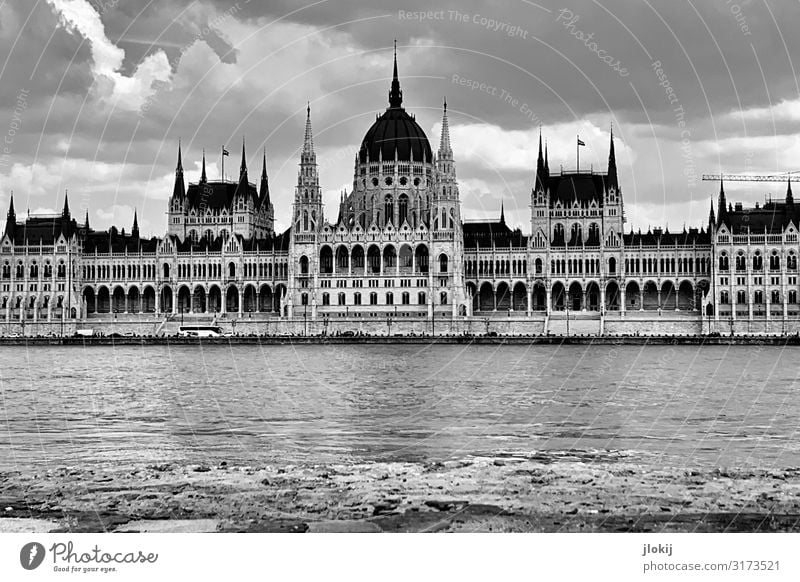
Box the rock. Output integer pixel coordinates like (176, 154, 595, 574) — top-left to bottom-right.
(193, 466, 211, 473)
(425, 500, 468, 512)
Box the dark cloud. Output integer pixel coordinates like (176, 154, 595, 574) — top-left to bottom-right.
(2, 0, 800, 236)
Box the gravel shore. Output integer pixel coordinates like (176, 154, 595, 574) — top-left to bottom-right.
(2, 452, 799, 533)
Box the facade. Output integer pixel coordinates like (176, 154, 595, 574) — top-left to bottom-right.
(2, 51, 798, 334)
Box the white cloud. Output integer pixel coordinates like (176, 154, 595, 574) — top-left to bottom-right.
(45, 0, 172, 111)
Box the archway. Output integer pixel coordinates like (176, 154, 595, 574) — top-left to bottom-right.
(351, 246, 365, 275)
(142, 286, 156, 313)
(533, 282, 546, 311)
(625, 281, 640, 310)
(243, 284, 257, 312)
(478, 282, 494, 311)
(367, 245, 381, 274)
(643, 281, 659, 310)
(552, 282, 566, 311)
(496, 282, 511, 310)
(586, 281, 600, 311)
(177, 286, 191, 313)
(661, 281, 677, 310)
(192, 286, 207, 313)
(160, 285, 173, 313)
(127, 286, 141, 313)
(677, 281, 693, 310)
(335, 246, 349, 271)
(319, 246, 333, 274)
(83, 287, 96, 314)
(259, 285, 273, 312)
(112, 286, 126, 313)
(208, 285, 222, 313)
(399, 244, 413, 271)
(226, 285, 239, 312)
(605, 281, 620, 311)
(512, 282, 527, 311)
(568, 281, 583, 311)
(414, 244, 429, 273)
(383, 245, 397, 271)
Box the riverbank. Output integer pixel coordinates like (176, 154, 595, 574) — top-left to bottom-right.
(1, 454, 798, 533)
(0, 334, 798, 346)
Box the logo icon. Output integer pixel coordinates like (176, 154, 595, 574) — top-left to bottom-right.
(20, 542, 45, 570)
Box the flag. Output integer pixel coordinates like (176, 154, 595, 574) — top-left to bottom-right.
(222, 148, 229, 156)
(577, 138, 585, 147)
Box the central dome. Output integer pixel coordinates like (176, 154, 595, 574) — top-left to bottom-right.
(358, 108, 432, 164)
(358, 44, 433, 164)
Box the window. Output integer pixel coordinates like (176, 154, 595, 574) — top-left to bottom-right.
(301, 293, 309, 306)
(790, 290, 797, 304)
(720, 291, 729, 304)
(736, 290, 747, 304)
(338, 292, 346, 306)
(385, 292, 394, 305)
(384, 195, 394, 226)
(322, 292, 330, 306)
(369, 292, 378, 305)
(398, 194, 408, 225)
(439, 291, 447, 305)
(439, 253, 448, 273)
(719, 254, 729, 271)
(771, 290, 781, 304)
(354, 292, 362, 306)
(401, 292, 410, 305)
(418, 292, 427, 305)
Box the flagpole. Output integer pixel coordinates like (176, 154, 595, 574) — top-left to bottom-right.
(221, 145, 224, 182)
(577, 135, 580, 172)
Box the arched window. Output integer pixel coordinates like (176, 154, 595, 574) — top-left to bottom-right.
(401, 292, 410, 305)
(439, 253, 448, 273)
(569, 223, 582, 246)
(770, 252, 781, 271)
(753, 252, 763, 271)
(322, 292, 330, 306)
(303, 211, 309, 231)
(418, 291, 427, 305)
(189, 230, 199, 244)
(385, 292, 394, 305)
(720, 290, 729, 304)
(552, 224, 565, 245)
(299, 256, 309, 275)
(384, 195, 394, 226)
(398, 194, 409, 225)
(338, 292, 346, 306)
(719, 254, 729, 271)
(228, 262, 236, 278)
(440, 291, 447, 305)
(608, 257, 616, 274)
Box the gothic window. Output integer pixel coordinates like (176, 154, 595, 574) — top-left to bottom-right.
(439, 253, 448, 273)
(771, 290, 780, 304)
(752, 252, 763, 271)
(189, 230, 199, 244)
(398, 194, 409, 224)
(299, 256, 309, 275)
(228, 262, 236, 278)
(770, 252, 780, 270)
(719, 254, 729, 271)
(204, 229, 214, 241)
(788, 253, 797, 270)
(569, 223, 582, 246)
(322, 292, 330, 306)
(384, 196, 394, 226)
(385, 292, 394, 305)
(370, 292, 378, 305)
(439, 291, 447, 305)
(552, 223, 565, 246)
(401, 292, 410, 305)
(419, 291, 427, 305)
(736, 290, 747, 304)
(790, 290, 797, 304)
(301, 293, 308, 306)
(720, 291, 729, 304)
(338, 292, 346, 306)
(735, 254, 746, 271)
(535, 258, 543, 275)
(303, 211, 309, 231)
(754, 290, 763, 304)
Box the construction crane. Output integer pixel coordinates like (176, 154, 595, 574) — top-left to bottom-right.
(702, 171, 800, 182)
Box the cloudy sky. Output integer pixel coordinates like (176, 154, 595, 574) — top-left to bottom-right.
(1, 0, 799, 236)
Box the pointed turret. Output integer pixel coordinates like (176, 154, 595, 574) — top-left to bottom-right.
(500, 200, 505, 225)
(84, 209, 90, 230)
(132, 209, 139, 239)
(303, 103, 315, 156)
(239, 136, 247, 179)
(536, 128, 546, 191)
(439, 97, 452, 157)
(607, 124, 618, 190)
(388, 40, 403, 109)
(717, 178, 728, 225)
(172, 141, 185, 200)
(62, 190, 71, 219)
(4, 193, 16, 239)
(200, 149, 207, 183)
(708, 197, 716, 231)
(786, 178, 794, 207)
(544, 141, 550, 174)
(259, 148, 271, 208)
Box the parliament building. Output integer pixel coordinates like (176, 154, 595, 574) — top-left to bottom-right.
(3, 51, 800, 336)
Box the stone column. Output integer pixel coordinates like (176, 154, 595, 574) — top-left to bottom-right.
(620, 287, 626, 316)
(526, 288, 532, 316)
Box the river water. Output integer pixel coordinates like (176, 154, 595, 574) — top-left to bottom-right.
(0, 344, 798, 471)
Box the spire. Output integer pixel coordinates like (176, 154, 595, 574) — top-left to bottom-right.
(132, 209, 139, 238)
(303, 103, 315, 155)
(500, 200, 505, 225)
(708, 197, 716, 230)
(4, 192, 16, 239)
(787, 178, 794, 206)
(438, 97, 451, 157)
(388, 40, 403, 108)
(62, 190, 70, 218)
(607, 124, 618, 190)
(172, 141, 185, 200)
(200, 149, 207, 183)
(84, 209, 90, 230)
(239, 136, 247, 178)
(536, 127, 545, 190)
(717, 178, 728, 224)
(259, 147, 271, 208)
(545, 141, 550, 174)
